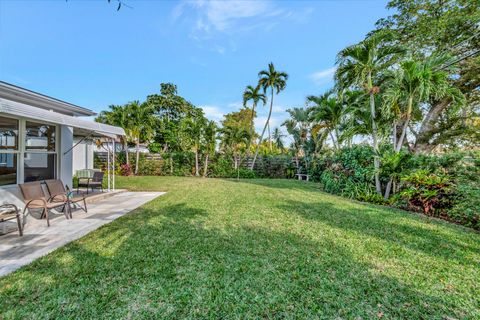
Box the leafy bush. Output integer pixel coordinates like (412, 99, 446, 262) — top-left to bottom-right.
(138, 160, 164, 176)
(119, 163, 132, 176)
(310, 145, 376, 199)
(230, 168, 257, 179)
(208, 155, 234, 178)
(449, 184, 480, 229)
(399, 170, 456, 215)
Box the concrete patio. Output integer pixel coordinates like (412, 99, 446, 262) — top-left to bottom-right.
(0, 191, 165, 277)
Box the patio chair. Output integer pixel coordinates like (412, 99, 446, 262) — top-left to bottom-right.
(0, 204, 23, 236)
(19, 181, 70, 227)
(45, 179, 87, 218)
(77, 171, 104, 194)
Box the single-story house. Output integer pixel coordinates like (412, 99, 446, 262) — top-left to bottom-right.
(0, 81, 124, 207)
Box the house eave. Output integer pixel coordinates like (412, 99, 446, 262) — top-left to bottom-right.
(0, 81, 96, 117)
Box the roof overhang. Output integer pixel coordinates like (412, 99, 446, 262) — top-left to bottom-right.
(0, 98, 125, 138)
(0, 81, 96, 117)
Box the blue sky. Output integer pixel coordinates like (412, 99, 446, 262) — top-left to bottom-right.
(0, 0, 390, 133)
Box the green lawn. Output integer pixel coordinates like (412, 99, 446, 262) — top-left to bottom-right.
(1, 177, 479, 319)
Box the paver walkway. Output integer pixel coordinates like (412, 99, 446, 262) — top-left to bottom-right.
(0, 191, 164, 277)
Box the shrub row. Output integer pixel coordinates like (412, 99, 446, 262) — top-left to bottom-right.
(308, 146, 480, 230)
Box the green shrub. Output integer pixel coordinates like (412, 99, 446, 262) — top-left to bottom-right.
(399, 170, 456, 215)
(449, 183, 480, 230)
(138, 159, 164, 176)
(230, 168, 257, 179)
(209, 155, 234, 178)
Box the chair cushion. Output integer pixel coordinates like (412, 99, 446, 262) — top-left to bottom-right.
(0, 207, 16, 216)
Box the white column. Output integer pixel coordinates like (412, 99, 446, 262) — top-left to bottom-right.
(112, 139, 116, 191)
(60, 125, 74, 187)
(107, 141, 111, 192)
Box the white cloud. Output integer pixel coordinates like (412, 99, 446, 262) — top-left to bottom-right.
(172, 0, 313, 54)
(188, 0, 274, 32)
(227, 101, 243, 109)
(200, 105, 225, 123)
(310, 67, 336, 86)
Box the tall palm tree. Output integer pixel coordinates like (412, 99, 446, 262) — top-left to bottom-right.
(251, 62, 288, 169)
(127, 101, 156, 175)
(243, 84, 266, 156)
(336, 32, 403, 194)
(202, 120, 217, 177)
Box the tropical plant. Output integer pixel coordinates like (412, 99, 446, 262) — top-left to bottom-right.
(126, 101, 156, 175)
(382, 54, 465, 198)
(243, 84, 266, 156)
(272, 127, 285, 150)
(202, 120, 218, 177)
(96, 104, 133, 165)
(336, 31, 404, 194)
(180, 115, 207, 176)
(251, 63, 288, 169)
(307, 91, 345, 149)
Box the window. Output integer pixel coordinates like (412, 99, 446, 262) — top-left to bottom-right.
(24, 153, 56, 182)
(0, 116, 19, 186)
(25, 122, 56, 151)
(24, 121, 57, 182)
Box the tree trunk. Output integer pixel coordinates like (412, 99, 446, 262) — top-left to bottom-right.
(124, 141, 129, 166)
(369, 88, 382, 194)
(246, 103, 256, 159)
(135, 139, 140, 175)
(385, 96, 414, 199)
(334, 128, 340, 149)
(268, 122, 272, 151)
(329, 131, 338, 149)
(203, 154, 209, 177)
(413, 98, 451, 153)
(251, 87, 274, 169)
(194, 148, 199, 176)
(392, 120, 397, 151)
(384, 178, 393, 200)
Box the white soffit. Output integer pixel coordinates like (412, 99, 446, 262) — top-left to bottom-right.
(0, 98, 125, 137)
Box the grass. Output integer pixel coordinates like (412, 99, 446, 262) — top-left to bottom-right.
(1, 177, 479, 319)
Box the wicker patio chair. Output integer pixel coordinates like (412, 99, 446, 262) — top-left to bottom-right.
(0, 204, 23, 236)
(45, 179, 87, 218)
(77, 171, 104, 194)
(19, 181, 70, 227)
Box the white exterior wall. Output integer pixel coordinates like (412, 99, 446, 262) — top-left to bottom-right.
(72, 138, 94, 175)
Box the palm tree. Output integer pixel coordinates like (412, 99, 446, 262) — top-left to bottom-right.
(272, 127, 285, 150)
(336, 32, 403, 194)
(283, 119, 302, 171)
(127, 101, 156, 175)
(381, 54, 464, 199)
(180, 116, 206, 176)
(251, 62, 288, 169)
(243, 84, 266, 156)
(221, 125, 250, 171)
(307, 91, 345, 149)
(202, 120, 217, 177)
(96, 104, 132, 166)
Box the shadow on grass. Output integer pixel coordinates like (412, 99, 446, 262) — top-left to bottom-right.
(1, 203, 473, 319)
(226, 178, 321, 192)
(277, 199, 480, 264)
